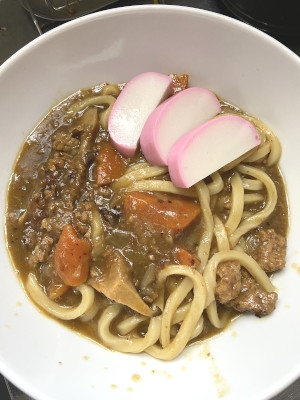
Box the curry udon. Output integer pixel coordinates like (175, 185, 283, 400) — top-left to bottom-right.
(5, 74, 288, 360)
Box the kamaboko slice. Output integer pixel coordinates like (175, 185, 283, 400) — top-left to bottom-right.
(108, 72, 173, 157)
(168, 114, 260, 188)
(140, 87, 221, 165)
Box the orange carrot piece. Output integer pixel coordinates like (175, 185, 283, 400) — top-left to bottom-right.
(96, 141, 127, 186)
(48, 280, 70, 300)
(123, 191, 200, 234)
(54, 224, 92, 286)
(173, 246, 200, 268)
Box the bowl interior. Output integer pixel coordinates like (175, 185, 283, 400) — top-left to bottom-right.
(0, 5, 300, 400)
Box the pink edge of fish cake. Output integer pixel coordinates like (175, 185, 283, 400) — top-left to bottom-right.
(140, 87, 221, 166)
(108, 72, 173, 158)
(168, 114, 261, 188)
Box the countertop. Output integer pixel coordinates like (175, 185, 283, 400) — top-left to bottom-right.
(0, 0, 300, 399)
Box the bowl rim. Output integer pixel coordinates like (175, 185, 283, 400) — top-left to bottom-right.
(1, 4, 300, 400)
(1, 4, 299, 74)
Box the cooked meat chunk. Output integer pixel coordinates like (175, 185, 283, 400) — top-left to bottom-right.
(251, 228, 286, 272)
(226, 269, 278, 317)
(215, 260, 242, 304)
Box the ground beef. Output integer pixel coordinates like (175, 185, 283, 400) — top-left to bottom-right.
(23, 108, 99, 267)
(225, 269, 278, 317)
(215, 260, 242, 304)
(29, 235, 54, 267)
(251, 228, 286, 272)
(52, 129, 80, 152)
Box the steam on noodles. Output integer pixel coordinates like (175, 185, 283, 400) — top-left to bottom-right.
(6, 75, 288, 360)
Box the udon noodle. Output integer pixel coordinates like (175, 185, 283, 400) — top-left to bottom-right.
(6, 76, 288, 360)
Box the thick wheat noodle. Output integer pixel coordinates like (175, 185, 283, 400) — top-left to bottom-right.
(229, 164, 277, 247)
(242, 114, 281, 166)
(109, 266, 203, 354)
(213, 215, 230, 251)
(101, 83, 121, 97)
(97, 304, 162, 353)
(244, 142, 271, 163)
(112, 165, 168, 191)
(67, 94, 116, 130)
(164, 302, 204, 341)
(99, 101, 115, 130)
(225, 172, 244, 235)
(242, 178, 264, 191)
(79, 298, 102, 322)
(126, 171, 224, 198)
(207, 172, 224, 195)
(126, 179, 197, 198)
(67, 94, 115, 115)
(206, 300, 231, 329)
(265, 133, 282, 166)
(242, 211, 253, 219)
(124, 161, 151, 173)
(211, 216, 236, 330)
(189, 316, 204, 340)
(244, 193, 265, 203)
(203, 250, 275, 308)
(171, 303, 193, 324)
(97, 264, 206, 358)
(90, 204, 105, 259)
(140, 264, 156, 290)
(195, 181, 214, 272)
(159, 276, 194, 348)
(26, 273, 95, 320)
(162, 303, 203, 341)
(101, 266, 206, 360)
(117, 301, 201, 337)
(145, 265, 206, 360)
(116, 315, 148, 335)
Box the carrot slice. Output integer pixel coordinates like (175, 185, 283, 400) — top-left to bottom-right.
(54, 224, 92, 286)
(48, 280, 70, 300)
(123, 191, 200, 234)
(96, 141, 127, 186)
(173, 246, 200, 268)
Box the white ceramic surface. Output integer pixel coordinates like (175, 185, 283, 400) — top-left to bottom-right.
(0, 5, 300, 400)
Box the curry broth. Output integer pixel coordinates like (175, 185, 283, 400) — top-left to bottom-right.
(5, 82, 289, 350)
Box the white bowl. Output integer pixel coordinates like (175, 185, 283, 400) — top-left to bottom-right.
(1, 5, 300, 400)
